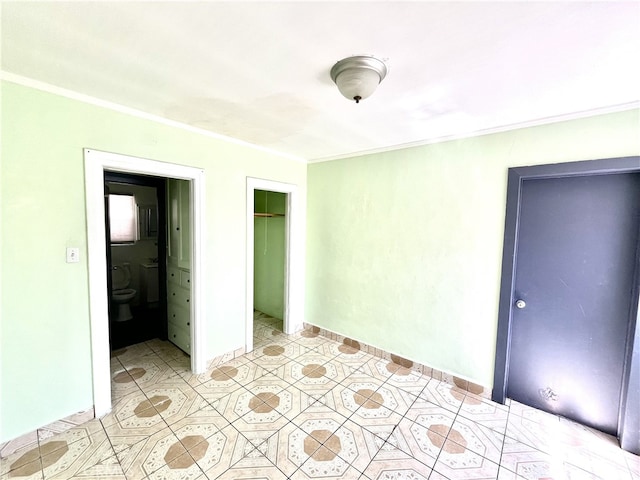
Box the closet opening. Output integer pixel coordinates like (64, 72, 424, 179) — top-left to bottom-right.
(253, 189, 287, 339)
(245, 177, 301, 353)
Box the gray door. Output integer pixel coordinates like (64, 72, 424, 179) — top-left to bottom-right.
(508, 173, 640, 435)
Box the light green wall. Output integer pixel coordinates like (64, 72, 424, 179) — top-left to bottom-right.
(254, 191, 286, 319)
(306, 109, 640, 388)
(0, 81, 306, 441)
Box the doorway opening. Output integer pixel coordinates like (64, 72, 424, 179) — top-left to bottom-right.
(104, 172, 167, 350)
(493, 156, 640, 454)
(253, 189, 287, 338)
(85, 149, 206, 418)
(246, 178, 301, 353)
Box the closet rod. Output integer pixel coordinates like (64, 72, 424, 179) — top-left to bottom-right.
(254, 213, 285, 218)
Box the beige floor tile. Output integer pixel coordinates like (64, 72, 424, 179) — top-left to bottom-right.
(508, 400, 560, 426)
(419, 379, 465, 414)
(270, 421, 331, 477)
(297, 343, 339, 359)
(268, 423, 361, 479)
(339, 361, 380, 380)
(167, 405, 230, 449)
(139, 383, 209, 427)
(379, 366, 430, 395)
(294, 458, 363, 479)
(145, 452, 206, 480)
(215, 463, 288, 479)
(100, 389, 156, 429)
(588, 455, 636, 480)
(625, 452, 640, 477)
(38, 419, 105, 453)
(327, 419, 382, 473)
(297, 386, 340, 412)
(194, 378, 244, 406)
(113, 425, 183, 479)
(103, 412, 170, 453)
(362, 444, 432, 479)
(326, 343, 374, 365)
(110, 343, 156, 365)
(393, 417, 440, 469)
(432, 438, 500, 479)
(226, 362, 273, 387)
(0, 444, 43, 479)
(164, 354, 192, 376)
(428, 471, 450, 480)
(0, 431, 39, 462)
(243, 373, 291, 394)
(145, 339, 188, 361)
(197, 424, 260, 478)
(1, 456, 44, 479)
(331, 383, 379, 420)
(366, 383, 416, 416)
(350, 403, 403, 443)
(338, 377, 386, 402)
(505, 412, 562, 455)
(110, 366, 146, 399)
(124, 355, 180, 388)
(65, 454, 127, 480)
(184, 364, 240, 389)
(404, 396, 457, 437)
(40, 430, 120, 480)
(290, 405, 348, 440)
(497, 466, 528, 479)
(449, 416, 505, 465)
(500, 435, 566, 479)
(290, 331, 331, 348)
(287, 358, 349, 386)
(36, 410, 96, 445)
(8, 334, 628, 480)
(458, 394, 510, 435)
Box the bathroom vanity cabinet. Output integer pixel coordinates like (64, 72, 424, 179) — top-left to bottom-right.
(167, 265, 191, 354)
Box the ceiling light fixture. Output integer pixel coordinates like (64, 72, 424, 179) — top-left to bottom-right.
(330, 55, 387, 104)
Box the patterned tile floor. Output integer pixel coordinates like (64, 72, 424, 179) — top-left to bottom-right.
(2, 311, 638, 479)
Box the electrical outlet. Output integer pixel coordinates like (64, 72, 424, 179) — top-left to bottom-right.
(66, 247, 80, 263)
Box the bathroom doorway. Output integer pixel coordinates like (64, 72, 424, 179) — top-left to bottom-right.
(85, 149, 206, 418)
(104, 172, 167, 350)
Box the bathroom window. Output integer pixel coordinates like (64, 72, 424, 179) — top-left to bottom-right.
(109, 194, 138, 244)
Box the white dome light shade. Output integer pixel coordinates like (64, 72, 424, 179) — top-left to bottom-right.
(330, 55, 387, 103)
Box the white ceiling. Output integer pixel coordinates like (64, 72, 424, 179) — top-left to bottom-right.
(2, 2, 639, 162)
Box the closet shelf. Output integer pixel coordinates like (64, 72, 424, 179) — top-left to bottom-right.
(254, 212, 285, 217)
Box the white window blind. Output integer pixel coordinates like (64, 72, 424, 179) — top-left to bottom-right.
(109, 194, 138, 243)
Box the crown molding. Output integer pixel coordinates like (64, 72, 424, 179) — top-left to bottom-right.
(0, 71, 307, 164)
(309, 101, 640, 164)
(3, 71, 636, 166)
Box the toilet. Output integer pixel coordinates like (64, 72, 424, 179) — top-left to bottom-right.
(111, 262, 136, 322)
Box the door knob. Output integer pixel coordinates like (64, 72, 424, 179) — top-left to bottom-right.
(515, 299, 526, 309)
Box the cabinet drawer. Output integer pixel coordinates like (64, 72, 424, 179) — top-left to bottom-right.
(168, 266, 181, 286)
(180, 270, 191, 289)
(168, 302, 190, 331)
(168, 322, 190, 355)
(168, 283, 190, 307)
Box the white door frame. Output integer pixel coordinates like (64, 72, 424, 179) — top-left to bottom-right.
(84, 149, 206, 418)
(246, 178, 302, 352)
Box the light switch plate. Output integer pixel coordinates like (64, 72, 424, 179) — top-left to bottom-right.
(66, 247, 80, 263)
